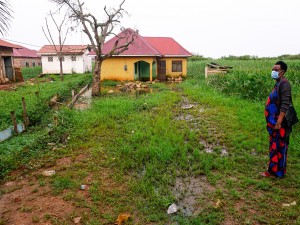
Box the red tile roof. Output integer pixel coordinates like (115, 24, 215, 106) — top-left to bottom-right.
(0, 39, 22, 48)
(13, 47, 40, 58)
(90, 28, 191, 57)
(38, 45, 88, 55)
(102, 28, 161, 56)
(143, 37, 191, 56)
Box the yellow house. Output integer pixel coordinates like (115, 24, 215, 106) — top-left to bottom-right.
(91, 29, 192, 81)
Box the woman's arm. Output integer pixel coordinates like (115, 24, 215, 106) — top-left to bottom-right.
(275, 80, 291, 129)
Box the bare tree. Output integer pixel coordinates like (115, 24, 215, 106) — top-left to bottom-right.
(42, 11, 70, 81)
(0, 0, 12, 35)
(51, 0, 137, 96)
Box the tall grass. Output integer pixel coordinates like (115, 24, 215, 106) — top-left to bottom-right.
(189, 59, 300, 101)
(21, 66, 42, 79)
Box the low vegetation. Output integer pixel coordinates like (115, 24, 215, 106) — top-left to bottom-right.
(0, 73, 92, 130)
(0, 73, 92, 178)
(21, 66, 42, 79)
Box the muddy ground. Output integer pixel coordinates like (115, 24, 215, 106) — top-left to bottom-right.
(0, 89, 229, 225)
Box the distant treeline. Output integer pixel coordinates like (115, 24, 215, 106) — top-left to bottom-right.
(188, 54, 300, 61)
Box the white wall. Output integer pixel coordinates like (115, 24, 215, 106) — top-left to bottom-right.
(83, 49, 92, 72)
(41, 50, 92, 74)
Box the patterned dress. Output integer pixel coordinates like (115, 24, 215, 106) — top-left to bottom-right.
(264, 81, 288, 177)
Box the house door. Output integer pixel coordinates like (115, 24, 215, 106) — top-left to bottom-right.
(4, 56, 13, 81)
(134, 61, 150, 81)
(157, 60, 166, 81)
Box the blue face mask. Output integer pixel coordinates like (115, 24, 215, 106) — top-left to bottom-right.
(271, 70, 279, 79)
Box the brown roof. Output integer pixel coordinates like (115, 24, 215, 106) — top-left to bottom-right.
(13, 47, 40, 58)
(89, 28, 191, 57)
(101, 28, 161, 56)
(38, 45, 88, 55)
(143, 37, 191, 56)
(0, 39, 22, 48)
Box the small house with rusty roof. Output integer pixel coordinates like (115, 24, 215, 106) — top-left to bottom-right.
(90, 28, 192, 81)
(0, 39, 22, 84)
(38, 45, 92, 74)
(13, 47, 41, 68)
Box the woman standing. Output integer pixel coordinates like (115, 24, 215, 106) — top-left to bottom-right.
(261, 61, 292, 178)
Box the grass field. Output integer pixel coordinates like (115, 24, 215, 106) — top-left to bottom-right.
(0, 60, 299, 224)
(0, 73, 92, 130)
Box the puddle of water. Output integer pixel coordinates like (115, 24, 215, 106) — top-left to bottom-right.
(251, 148, 257, 156)
(181, 104, 194, 110)
(173, 176, 214, 216)
(73, 88, 92, 110)
(0, 124, 24, 142)
(205, 148, 214, 154)
(73, 86, 156, 110)
(175, 114, 194, 121)
(199, 108, 205, 113)
(199, 140, 229, 156)
(221, 149, 228, 156)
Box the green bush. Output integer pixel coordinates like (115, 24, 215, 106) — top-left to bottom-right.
(21, 66, 42, 80)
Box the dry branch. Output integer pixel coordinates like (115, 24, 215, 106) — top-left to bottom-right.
(50, 0, 138, 96)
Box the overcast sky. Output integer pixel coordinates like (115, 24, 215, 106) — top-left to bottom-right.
(4, 0, 300, 58)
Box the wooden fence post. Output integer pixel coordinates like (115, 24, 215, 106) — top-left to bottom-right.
(22, 97, 29, 130)
(10, 111, 19, 134)
(53, 116, 58, 126)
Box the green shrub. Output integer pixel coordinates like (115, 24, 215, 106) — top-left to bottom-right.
(21, 66, 42, 80)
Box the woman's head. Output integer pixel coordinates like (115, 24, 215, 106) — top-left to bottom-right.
(274, 61, 287, 73)
(271, 61, 287, 79)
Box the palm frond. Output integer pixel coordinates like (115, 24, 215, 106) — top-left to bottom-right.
(0, 0, 13, 35)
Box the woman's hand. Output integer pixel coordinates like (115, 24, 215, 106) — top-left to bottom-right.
(274, 123, 281, 130)
(275, 111, 285, 130)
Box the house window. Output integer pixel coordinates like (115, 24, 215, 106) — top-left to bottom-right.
(71, 56, 76, 61)
(32, 62, 35, 67)
(60, 56, 65, 61)
(48, 56, 53, 62)
(172, 60, 182, 72)
(25, 62, 29, 67)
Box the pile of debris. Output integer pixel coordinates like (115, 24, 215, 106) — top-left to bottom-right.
(167, 76, 183, 83)
(14, 67, 24, 82)
(205, 62, 233, 78)
(116, 81, 157, 92)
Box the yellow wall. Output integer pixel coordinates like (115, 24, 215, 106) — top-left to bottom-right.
(101, 57, 156, 81)
(100, 56, 188, 81)
(163, 57, 188, 77)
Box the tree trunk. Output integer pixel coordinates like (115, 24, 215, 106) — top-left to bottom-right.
(59, 57, 64, 81)
(92, 60, 102, 96)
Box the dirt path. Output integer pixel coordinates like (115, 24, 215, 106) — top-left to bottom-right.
(0, 155, 84, 225)
(0, 82, 23, 91)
